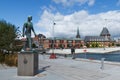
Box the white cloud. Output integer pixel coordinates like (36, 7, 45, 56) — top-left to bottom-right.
(41, 5, 57, 13)
(117, 0, 120, 6)
(88, 0, 95, 6)
(52, 0, 95, 7)
(36, 10, 120, 38)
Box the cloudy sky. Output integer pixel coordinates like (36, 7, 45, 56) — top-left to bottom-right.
(1, 0, 120, 38)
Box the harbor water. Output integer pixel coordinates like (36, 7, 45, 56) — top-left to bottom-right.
(75, 51, 120, 62)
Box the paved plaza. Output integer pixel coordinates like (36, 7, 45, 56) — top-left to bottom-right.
(0, 54, 120, 80)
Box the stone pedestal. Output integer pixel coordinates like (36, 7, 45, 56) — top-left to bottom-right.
(18, 51, 38, 76)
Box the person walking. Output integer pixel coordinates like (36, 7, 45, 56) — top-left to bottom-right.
(71, 46, 75, 59)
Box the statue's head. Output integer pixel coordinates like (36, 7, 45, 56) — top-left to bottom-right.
(28, 16, 32, 21)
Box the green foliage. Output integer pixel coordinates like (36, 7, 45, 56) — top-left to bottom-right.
(91, 42, 95, 48)
(95, 43, 99, 47)
(13, 46, 23, 51)
(86, 43, 89, 48)
(116, 44, 120, 46)
(0, 53, 5, 64)
(59, 44, 64, 49)
(80, 44, 83, 47)
(59, 44, 62, 48)
(112, 43, 114, 46)
(0, 20, 18, 50)
(67, 44, 72, 48)
(32, 43, 37, 48)
(91, 42, 99, 48)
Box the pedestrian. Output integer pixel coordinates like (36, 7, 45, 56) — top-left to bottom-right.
(64, 54, 67, 58)
(71, 46, 75, 59)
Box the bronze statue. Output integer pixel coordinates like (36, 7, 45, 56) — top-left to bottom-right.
(22, 16, 36, 51)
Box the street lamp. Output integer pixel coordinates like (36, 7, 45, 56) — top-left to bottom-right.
(49, 21, 56, 59)
(52, 22, 56, 53)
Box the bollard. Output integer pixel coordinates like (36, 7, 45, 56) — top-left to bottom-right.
(100, 58, 105, 70)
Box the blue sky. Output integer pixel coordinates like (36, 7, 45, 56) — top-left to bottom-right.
(0, 0, 120, 38)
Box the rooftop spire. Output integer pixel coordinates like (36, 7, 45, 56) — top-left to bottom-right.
(100, 27, 111, 36)
(76, 27, 80, 38)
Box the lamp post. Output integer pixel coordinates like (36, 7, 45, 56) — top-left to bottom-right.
(50, 21, 56, 59)
(52, 22, 56, 53)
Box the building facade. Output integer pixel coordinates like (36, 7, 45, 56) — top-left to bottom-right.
(42, 38, 84, 49)
(42, 27, 84, 49)
(33, 27, 84, 49)
(84, 27, 115, 48)
(33, 27, 115, 49)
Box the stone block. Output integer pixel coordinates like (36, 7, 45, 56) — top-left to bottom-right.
(17, 52, 38, 76)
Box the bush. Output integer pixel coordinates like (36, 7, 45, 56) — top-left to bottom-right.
(116, 44, 120, 46)
(0, 53, 17, 67)
(0, 53, 5, 64)
(32, 43, 37, 48)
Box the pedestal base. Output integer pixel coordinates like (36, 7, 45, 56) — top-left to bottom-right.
(18, 52, 38, 76)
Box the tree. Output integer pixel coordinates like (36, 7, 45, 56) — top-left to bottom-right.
(0, 20, 19, 50)
(95, 43, 99, 47)
(86, 43, 89, 48)
(32, 43, 37, 48)
(112, 43, 114, 46)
